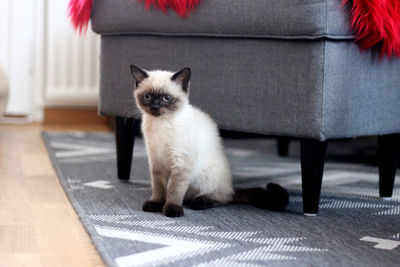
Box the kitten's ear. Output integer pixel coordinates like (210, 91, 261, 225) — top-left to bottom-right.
(171, 67, 191, 92)
(130, 65, 148, 88)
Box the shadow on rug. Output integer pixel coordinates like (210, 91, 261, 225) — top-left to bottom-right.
(42, 131, 400, 267)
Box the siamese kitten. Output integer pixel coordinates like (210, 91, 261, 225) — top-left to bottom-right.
(130, 65, 289, 217)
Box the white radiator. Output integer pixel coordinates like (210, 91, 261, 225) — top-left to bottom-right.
(45, 0, 100, 107)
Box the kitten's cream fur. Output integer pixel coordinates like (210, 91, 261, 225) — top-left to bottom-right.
(132, 67, 233, 217)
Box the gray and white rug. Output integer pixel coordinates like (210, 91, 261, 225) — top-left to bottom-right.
(42, 132, 400, 267)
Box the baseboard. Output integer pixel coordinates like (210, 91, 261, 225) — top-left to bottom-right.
(44, 107, 111, 129)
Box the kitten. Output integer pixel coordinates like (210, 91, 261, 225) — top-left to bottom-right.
(130, 65, 289, 217)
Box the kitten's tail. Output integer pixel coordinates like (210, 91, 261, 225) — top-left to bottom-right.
(233, 183, 289, 212)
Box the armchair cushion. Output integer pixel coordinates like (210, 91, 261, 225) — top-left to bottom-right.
(91, 0, 354, 40)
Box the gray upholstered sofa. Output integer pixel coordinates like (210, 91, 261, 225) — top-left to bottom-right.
(91, 0, 400, 215)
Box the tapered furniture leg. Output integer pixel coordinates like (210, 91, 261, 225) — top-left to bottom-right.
(115, 117, 140, 180)
(300, 138, 328, 216)
(378, 134, 399, 199)
(277, 137, 290, 157)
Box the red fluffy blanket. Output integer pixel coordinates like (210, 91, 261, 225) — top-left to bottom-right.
(68, 0, 200, 33)
(343, 0, 400, 57)
(68, 0, 400, 57)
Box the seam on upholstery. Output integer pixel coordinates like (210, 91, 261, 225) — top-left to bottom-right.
(320, 40, 327, 141)
(325, 0, 329, 37)
(92, 30, 355, 40)
(318, 0, 328, 141)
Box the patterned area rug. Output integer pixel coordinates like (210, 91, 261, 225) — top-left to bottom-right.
(42, 132, 400, 267)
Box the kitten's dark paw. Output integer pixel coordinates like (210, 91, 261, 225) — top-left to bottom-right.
(163, 203, 184, 217)
(266, 183, 284, 191)
(189, 196, 219, 210)
(142, 200, 164, 212)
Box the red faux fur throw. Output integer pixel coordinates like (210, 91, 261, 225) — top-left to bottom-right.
(68, 0, 201, 33)
(343, 0, 400, 58)
(140, 0, 201, 17)
(68, 0, 93, 33)
(68, 0, 400, 57)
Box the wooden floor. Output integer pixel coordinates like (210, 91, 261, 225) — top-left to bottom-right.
(0, 111, 112, 266)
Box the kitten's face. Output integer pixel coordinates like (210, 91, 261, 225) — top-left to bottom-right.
(130, 65, 191, 117)
(136, 89, 181, 117)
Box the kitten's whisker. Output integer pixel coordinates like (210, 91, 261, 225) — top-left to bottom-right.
(123, 107, 142, 124)
(130, 108, 142, 117)
(122, 106, 137, 117)
(128, 109, 142, 120)
(121, 106, 141, 125)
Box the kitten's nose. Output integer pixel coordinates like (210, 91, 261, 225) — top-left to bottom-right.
(151, 106, 160, 112)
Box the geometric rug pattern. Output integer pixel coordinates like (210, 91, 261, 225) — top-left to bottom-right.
(42, 132, 400, 267)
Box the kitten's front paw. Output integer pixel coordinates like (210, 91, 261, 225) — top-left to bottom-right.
(163, 204, 184, 217)
(142, 200, 164, 212)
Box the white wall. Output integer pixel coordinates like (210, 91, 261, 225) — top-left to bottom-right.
(0, 0, 100, 120)
(0, 0, 36, 116)
(45, 0, 100, 107)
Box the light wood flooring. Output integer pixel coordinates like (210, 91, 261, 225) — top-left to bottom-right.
(0, 109, 112, 266)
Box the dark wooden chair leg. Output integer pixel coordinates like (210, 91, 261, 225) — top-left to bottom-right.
(277, 137, 290, 157)
(115, 117, 140, 180)
(300, 138, 328, 216)
(378, 134, 399, 199)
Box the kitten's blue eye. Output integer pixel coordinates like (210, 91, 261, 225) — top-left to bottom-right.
(163, 95, 171, 102)
(144, 94, 151, 101)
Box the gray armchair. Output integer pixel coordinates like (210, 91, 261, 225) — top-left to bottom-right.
(91, 0, 400, 215)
